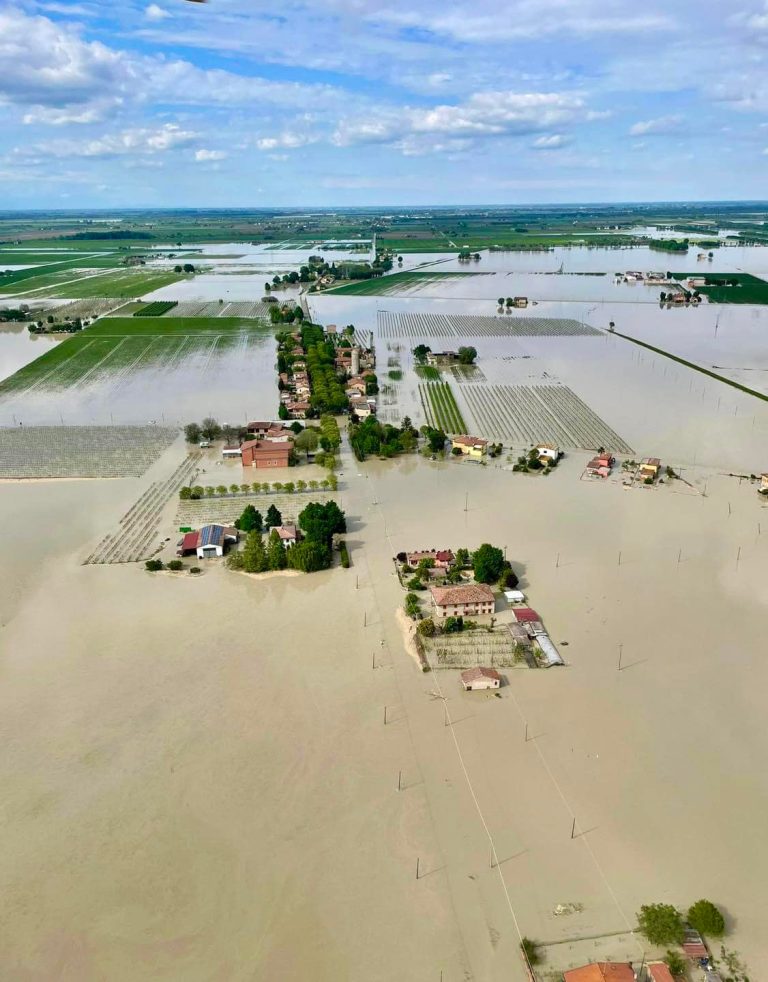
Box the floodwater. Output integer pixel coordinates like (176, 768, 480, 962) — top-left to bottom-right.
(1, 436, 767, 978)
(0, 324, 61, 382)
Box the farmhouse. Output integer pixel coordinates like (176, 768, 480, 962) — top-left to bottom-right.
(349, 395, 376, 418)
(564, 963, 635, 982)
(451, 435, 488, 458)
(586, 452, 614, 478)
(512, 296, 528, 307)
(426, 350, 458, 366)
(460, 667, 501, 691)
(639, 456, 661, 480)
(178, 525, 238, 559)
(430, 583, 495, 618)
(407, 549, 455, 570)
(273, 525, 301, 548)
(241, 440, 291, 469)
(536, 442, 560, 462)
(286, 400, 311, 419)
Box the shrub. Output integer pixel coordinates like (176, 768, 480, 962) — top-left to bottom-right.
(664, 951, 686, 976)
(407, 576, 425, 591)
(687, 899, 725, 938)
(338, 540, 350, 568)
(145, 559, 164, 571)
(417, 618, 436, 637)
(520, 938, 540, 966)
(189, 567, 201, 575)
(404, 592, 420, 617)
(637, 903, 685, 945)
(167, 560, 184, 571)
(502, 568, 519, 589)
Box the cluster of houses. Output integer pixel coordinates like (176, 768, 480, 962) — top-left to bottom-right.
(222, 421, 293, 469)
(451, 435, 488, 459)
(638, 456, 661, 482)
(562, 962, 675, 982)
(586, 451, 615, 479)
(620, 270, 667, 283)
(176, 521, 302, 559)
(278, 335, 313, 419)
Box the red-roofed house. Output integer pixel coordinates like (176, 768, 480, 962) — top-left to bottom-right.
(648, 965, 675, 982)
(460, 667, 501, 690)
(564, 963, 635, 982)
(406, 549, 455, 570)
(430, 584, 495, 618)
(241, 440, 291, 469)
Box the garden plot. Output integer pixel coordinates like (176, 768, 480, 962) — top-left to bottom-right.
(377, 311, 600, 339)
(424, 630, 522, 669)
(419, 381, 467, 434)
(47, 298, 123, 321)
(460, 383, 634, 453)
(0, 425, 178, 479)
(85, 454, 200, 565)
(162, 300, 271, 318)
(175, 490, 332, 528)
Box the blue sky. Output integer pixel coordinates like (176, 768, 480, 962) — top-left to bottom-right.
(1, 0, 767, 207)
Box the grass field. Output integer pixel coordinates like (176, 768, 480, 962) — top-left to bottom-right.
(672, 272, 768, 304)
(0, 256, 119, 292)
(326, 270, 485, 296)
(419, 381, 467, 433)
(16, 269, 184, 300)
(0, 316, 270, 397)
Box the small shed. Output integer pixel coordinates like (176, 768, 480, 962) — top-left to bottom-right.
(460, 667, 501, 691)
(504, 589, 525, 604)
(511, 606, 540, 623)
(534, 634, 564, 667)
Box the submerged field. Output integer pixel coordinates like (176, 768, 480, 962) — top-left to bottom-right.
(326, 270, 488, 296)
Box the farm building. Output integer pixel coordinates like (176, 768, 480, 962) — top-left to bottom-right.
(407, 549, 455, 570)
(273, 525, 301, 548)
(240, 440, 291, 469)
(564, 963, 635, 982)
(648, 965, 675, 982)
(534, 634, 564, 667)
(503, 589, 526, 603)
(221, 445, 242, 459)
(426, 350, 458, 366)
(451, 435, 488, 458)
(178, 525, 238, 559)
(639, 456, 661, 480)
(430, 583, 495, 618)
(511, 606, 540, 623)
(682, 927, 708, 959)
(536, 442, 560, 462)
(460, 667, 501, 691)
(586, 452, 614, 478)
(512, 296, 528, 307)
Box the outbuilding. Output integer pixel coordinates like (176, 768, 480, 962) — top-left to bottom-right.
(178, 525, 238, 559)
(240, 439, 290, 469)
(460, 667, 501, 691)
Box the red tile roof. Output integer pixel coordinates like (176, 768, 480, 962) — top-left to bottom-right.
(461, 667, 501, 683)
(564, 964, 635, 982)
(512, 607, 540, 622)
(453, 435, 488, 448)
(649, 965, 674, 982)
(430, 584, 494, 606)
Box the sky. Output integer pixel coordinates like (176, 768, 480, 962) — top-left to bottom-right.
(1, 0, 767, 208)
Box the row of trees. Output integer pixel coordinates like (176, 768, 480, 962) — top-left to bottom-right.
(179, 475, 338, 500)
(172, 263, 196, 273)
(228, 500, 347, 575)
(637, 898, 725, 944)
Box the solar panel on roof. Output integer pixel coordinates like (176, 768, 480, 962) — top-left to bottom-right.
(200, 525, 222, 547)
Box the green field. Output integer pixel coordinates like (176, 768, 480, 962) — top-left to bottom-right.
(0, 316, 270, 397)
(672, 272, 768, 304)
(419, 381, 467, 434)
(326, 270, 488, 296)
(13, 269, 184, 300)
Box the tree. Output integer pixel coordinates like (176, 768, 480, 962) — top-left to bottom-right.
(241, 530, 268, 573)
(295, 427, 319, 458)
(687, 900, 725, 938)
(200, 416, 221, 441)
(413, 343, 431, 362)
(265, 504, 282, 528)
(278, 403, 289, 420)
(298, 500, 346, 541)
(502, 567, 519, 589)
(520, 938, 540, 967)
(286, 539, 331, 572)
(267, 529, 287, 570)
(145, 559, 164, 571)
(637, 904, 685, 945)
(425, 427, 447, 453)
(404, 593, 420, 617)
(457, 345, 477, 365)
(417, 618, 436, 637)
(498, 297, 505, 307)
(664, 951, 686, 977)
(472, 543, 504, 584)
(182, 263, 195, 274)
(455, 548, 470, 567)
(236, 504, 262, 533)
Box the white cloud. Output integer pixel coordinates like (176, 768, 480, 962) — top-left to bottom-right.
(195, 148, 228, 161)
(145, 4, 171, 21)
(20, 123, 199, 159)
(629, 114, 682, 135)
(532, 133, 570, 149)
(332, 91, 587, 153)
(256, 132, 319, 151)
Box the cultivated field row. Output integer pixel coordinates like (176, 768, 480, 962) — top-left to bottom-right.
(425, 632, 521, 669)
(377, 311, 601, 339)
(162, 300, 271, 318)
(0, 425, 178, 479)
(419, 381, 467, 434)
(460, 383, 634, 453)
(85, 454, 200, 565)
(175, 491, 332, 528)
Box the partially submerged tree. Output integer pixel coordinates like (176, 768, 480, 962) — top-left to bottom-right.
(637, 903, 685, 946)
(472, 543, 505, 584)
(687, 899, 725, 938)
